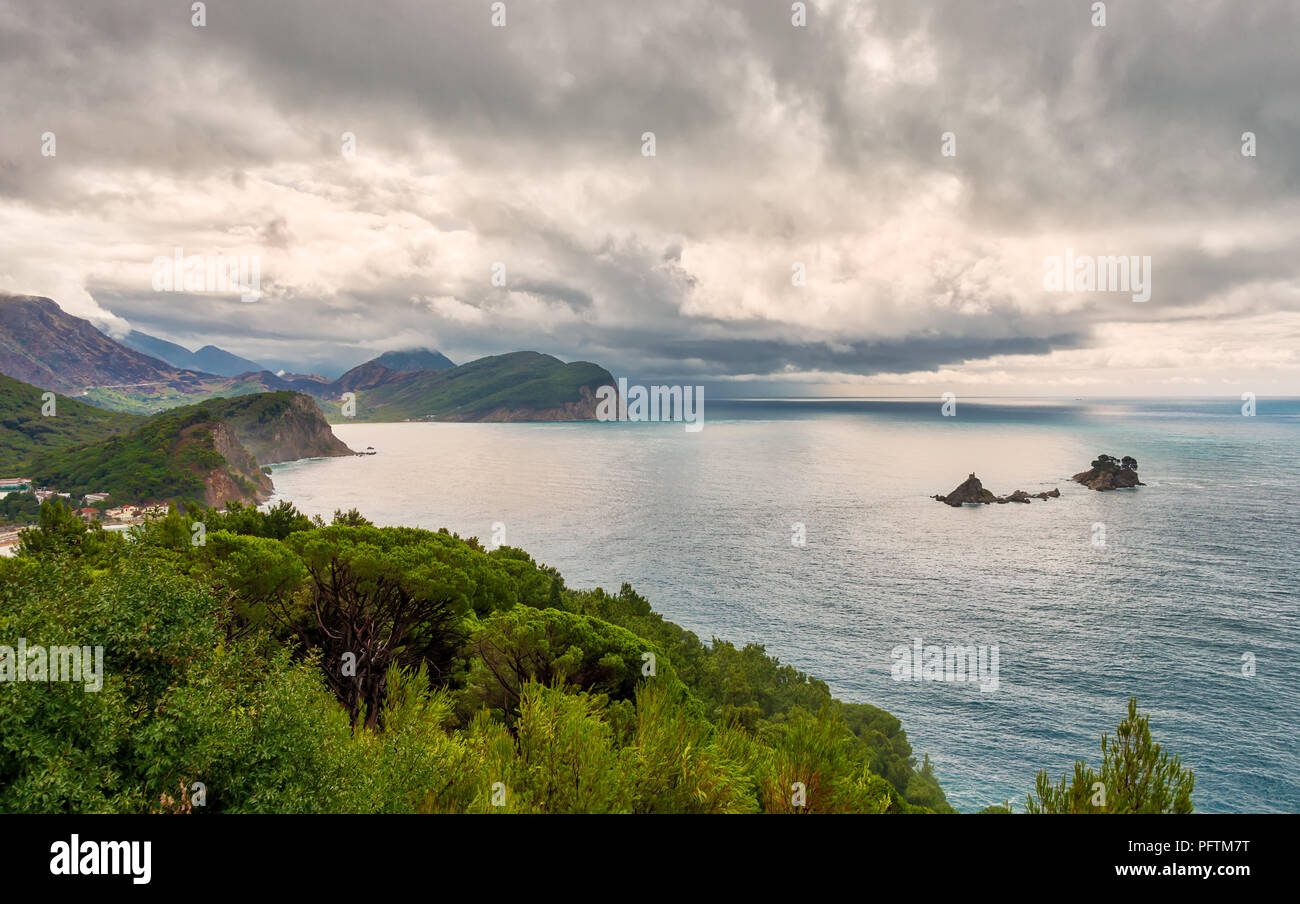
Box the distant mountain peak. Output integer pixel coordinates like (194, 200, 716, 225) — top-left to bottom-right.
(370, 348, 455, 372)
(329, 348, 456, 395)
(117, 330, 266, 378)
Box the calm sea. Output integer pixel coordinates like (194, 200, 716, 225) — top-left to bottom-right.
(269, 398, 1300, 813)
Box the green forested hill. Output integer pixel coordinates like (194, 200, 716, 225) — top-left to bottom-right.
(26, 404, 268, 506)
(334, 351, 613, 421)
(0, 373, 141, 471)
(3, 372, 345, 506)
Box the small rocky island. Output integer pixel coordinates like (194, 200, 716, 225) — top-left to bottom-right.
(933, 473, 1061, 507)
(1072, 454, 1144, 491)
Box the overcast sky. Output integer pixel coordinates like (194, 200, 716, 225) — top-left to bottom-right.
(1, 0, 1297, 392)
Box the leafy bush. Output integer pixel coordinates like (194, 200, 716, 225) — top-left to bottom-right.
(10, 505, 1166, 815)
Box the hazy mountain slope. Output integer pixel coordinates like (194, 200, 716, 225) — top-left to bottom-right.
(118, 329, 197, 367)
(1, 296, 610, 424)
(211, 370, 339, 398)
(191, 344, 267, 377)
(331, 361, 401, 394)
(0, 295, 211, 395)
(118, 330, 266, 378)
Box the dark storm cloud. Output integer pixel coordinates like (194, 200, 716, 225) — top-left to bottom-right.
(630, 333, 1088, 379)
(1, 0, 1297, 384)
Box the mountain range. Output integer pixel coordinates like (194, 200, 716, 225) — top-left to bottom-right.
(0, 294, 612, 422)
(118, 333, 455, 383)
(117, 329, 266, 377)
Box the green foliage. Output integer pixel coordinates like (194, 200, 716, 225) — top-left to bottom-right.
(757, 705, 905, 814)
(345, 665, 469, 813)
(904, 754, 951, 812)
(0, 373, 139, 471)
(16, 498, 87, 558)
(568, 583, 707, 684)
(621, 680, 756, 813)
(200, 499, 315, 540)
(566, 582, 954, 811)
(841, 702, 916, 793)
(488, 546, 558, 609)
(26, 405, 226, 503)
(0, 551, 228, 811)
(1090, 453, 1138, 471)
(465, 605, 673, 717)
(1, 504, 970, 815)
(441, 681, 751, 815)
(0, 490, 42, 526)
(130, 643, 365, 813)
(694, 639, 833, 730)
(201, 529, 309, 634)
(206, 523, 521, 727)
(1026, 697, 1194, 814)
(510, 682, 630, 813)
(331, 507, 371, 527)
(15, 498, 124, 565)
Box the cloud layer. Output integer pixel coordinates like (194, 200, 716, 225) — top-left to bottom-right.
(1, 0, 1297, 391)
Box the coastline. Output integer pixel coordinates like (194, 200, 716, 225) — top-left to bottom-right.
(258, 403, 1300, 813)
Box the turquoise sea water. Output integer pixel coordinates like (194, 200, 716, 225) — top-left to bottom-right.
(269, 398, 1300, 813)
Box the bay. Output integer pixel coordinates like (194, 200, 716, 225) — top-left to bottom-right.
(269, 397, 1300, 813)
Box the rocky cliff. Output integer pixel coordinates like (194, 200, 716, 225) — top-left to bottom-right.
(204, 421, 274, 507)
(200, 391, 354, 463)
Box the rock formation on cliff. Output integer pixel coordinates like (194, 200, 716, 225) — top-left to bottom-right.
(196, 391, 353, 463)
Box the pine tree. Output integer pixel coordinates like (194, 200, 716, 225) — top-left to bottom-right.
(1026, 697, 1194, 813)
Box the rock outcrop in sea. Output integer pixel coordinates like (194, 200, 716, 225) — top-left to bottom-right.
(932, 473, 1061, 507)
(1072, 454, 1144, 491)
